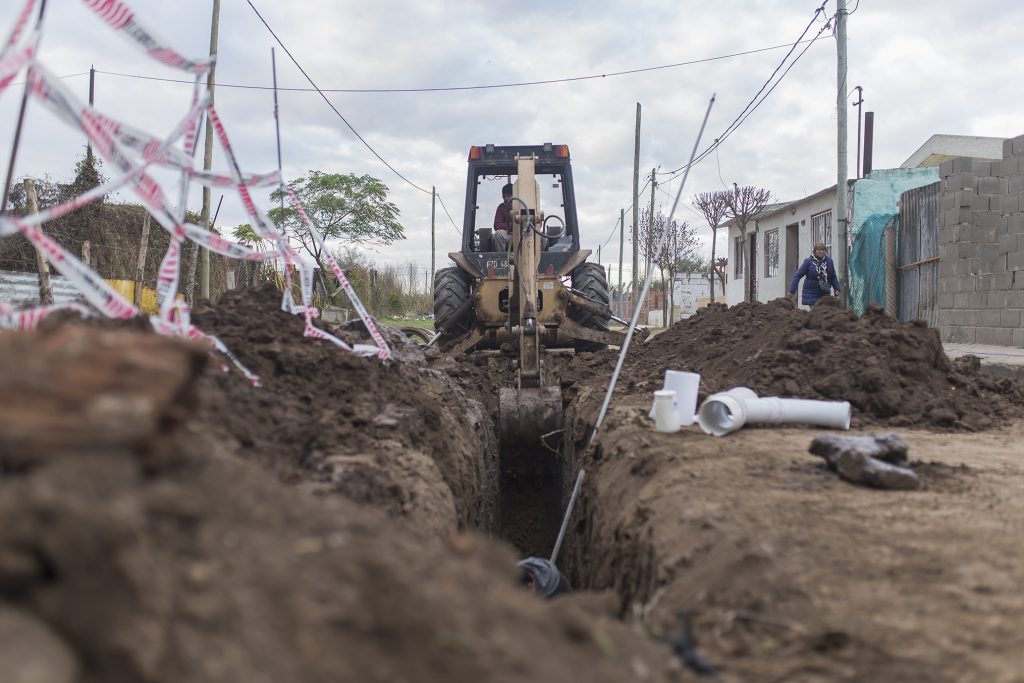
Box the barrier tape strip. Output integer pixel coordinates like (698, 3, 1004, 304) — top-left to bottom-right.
(80, 0, 212, 74)
(2, 0, 389, 380)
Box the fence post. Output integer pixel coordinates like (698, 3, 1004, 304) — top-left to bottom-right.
(23, 179, 54, 305)
(885, 224, 897, 318)
(134, 214, 151, 309)
(81, 240, 90, 267)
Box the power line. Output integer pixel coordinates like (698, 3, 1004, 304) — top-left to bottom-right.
(90, 38, 825, 94)
(658, 3, 831, 183)
(434, 193, 463, 237)
(243, 0, 431, 195)
(597, 173, 653, 250)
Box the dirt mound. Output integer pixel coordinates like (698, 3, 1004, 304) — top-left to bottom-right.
(189, 286, 498, 537)
(627, 298, 1024, 430)
(0, 320, 686, 683)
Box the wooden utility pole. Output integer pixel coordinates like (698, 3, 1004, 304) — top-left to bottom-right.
(134, 214, 151, 308)
(23, 180, 53, 305)
(631, 102, 641, 312)
(199, 0, 220, 300)
(431, 186, 436, 295)
(835, 0, 849, 301)
(617, 208, 624, 316)
(86, 65, 95, 161)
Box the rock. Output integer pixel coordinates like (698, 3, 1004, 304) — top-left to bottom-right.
(835, 451, 920, 490)
(809, 432, 909, 468)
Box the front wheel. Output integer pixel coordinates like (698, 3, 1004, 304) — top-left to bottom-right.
(569, 262, 610, 351)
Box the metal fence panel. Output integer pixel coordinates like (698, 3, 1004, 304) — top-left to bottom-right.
(897, 182, 940, 325)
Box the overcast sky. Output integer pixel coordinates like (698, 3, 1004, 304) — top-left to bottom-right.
(2, 0, 1022, 284)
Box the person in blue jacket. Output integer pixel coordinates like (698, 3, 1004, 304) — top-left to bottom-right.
(786, 242, 841, 305)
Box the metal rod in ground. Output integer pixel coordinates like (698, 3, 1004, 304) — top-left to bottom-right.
(550, 469, 585, 564)
(425, 331, 443, 347)
(271, 47, 285, 221)
(589, 94, 715, 445)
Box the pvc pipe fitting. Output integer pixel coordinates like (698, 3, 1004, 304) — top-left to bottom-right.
(697, 387, 851, 437)
(653, 390, 681, 433)
(648, 370, 701, 426)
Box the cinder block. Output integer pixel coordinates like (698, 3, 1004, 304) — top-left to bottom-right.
(974, 212, 1003, 230)
(953, 188, 975, 207)
(993, 272, 1014, 290)
(997, 156, 1022, 176)
(1003, 194, 1021, 215)
(1008, 290, 1024, 308)
(976, 327, 998, 345)
(1005, 138, 1015, 160)
(942, 310, 966, 326)
(966, 310, 982, 326)
(973, 161, 994, 176)
(979, 176, 1007, 195)
(939, 275, 957, 292)
(1009, 213, 1024, 235)
(1013, 133, 1024, 157)
(939, 191, 956, 211)
(939, 292, 954, 308)
(1008, 250, 1024, 271)
(953, 292, 971, 308)
(999, 234, 1017, 254)
(946, 173, 977, 193)
(995, 328, 1014, 345)
(1008, 174, 1024, 195)
(939, 258, 955, 278)
(988, 291, 1008, 308)
(1014, 328, 1024, 347)
(972, 227, 997, 243)
(978, 274, 994, 291)
(961, 275, 978, 292)
(939, 159, 955, 178)
(979, 244, 1001, 264)
(981, 310, 1002, 327)
(973, 194, 991, 210)
(990, 195, 1003, 212)
(991, 254, 1009, 273)
(942, 207, 960, 227)
(952, 156, 975, 173)
(938, 226, 959, 244)
(970, 291, 986, 308)
(1001, 309, 1022, 327)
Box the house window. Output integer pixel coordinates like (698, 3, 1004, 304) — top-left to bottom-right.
(764, 229, 780, 278)
(734, 237, 744, 276)
(811, 210, 832, 255)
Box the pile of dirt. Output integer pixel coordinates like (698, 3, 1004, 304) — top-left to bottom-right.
(626, 298, 1024, 430)
(0, 320, 688, 682)
(189, 286, 498, 537)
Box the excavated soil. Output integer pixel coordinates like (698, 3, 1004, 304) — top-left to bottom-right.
(4, 288, 1024, 682)
(558, 299, 1024, 681)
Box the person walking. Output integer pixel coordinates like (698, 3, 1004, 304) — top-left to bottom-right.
(786, 242, 841, 305)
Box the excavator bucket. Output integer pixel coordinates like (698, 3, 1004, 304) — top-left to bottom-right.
(498, 386, 562, 444)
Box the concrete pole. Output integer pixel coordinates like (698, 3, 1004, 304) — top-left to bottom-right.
(631, 103, 641, 314)
(617, 207, 624, 316)
(134, 214, 151, 309)
(836, 0, 849, 302)
(430, 186, 436, 295)
(647, 167, 656, 281)
(199, 0, 220, 300)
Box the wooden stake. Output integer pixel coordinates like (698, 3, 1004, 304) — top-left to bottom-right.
(23, 179, 53, 305)
(134, 214, 151, 309)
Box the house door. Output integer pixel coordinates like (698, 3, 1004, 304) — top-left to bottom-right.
(785, 223, 800, 284)
(747, 236, 758, 302)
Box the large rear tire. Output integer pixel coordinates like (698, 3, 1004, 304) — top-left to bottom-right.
(569, 262, 610, 351)
(433, 267, 474, 344)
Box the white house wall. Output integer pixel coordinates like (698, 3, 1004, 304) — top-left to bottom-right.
(727, 191, 836, 306)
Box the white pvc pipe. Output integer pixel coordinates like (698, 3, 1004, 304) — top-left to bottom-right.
(697, 387, 851, 437)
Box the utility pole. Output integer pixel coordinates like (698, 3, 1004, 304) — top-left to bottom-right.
(430, 186, 436, 295)
(647, 167, 656, 281)
(617, 208, 624, 316)
(24, 180, 53, 305)
(631, 102, 641, 314)
(199, 0, 220, 301)
(87, 65, 95, 162)
(853, 85, 864, 178)
(597, 245, 601, 265)
(835, 0, 849, 302)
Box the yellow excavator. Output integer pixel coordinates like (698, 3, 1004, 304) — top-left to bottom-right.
(432, 143, 640, 445)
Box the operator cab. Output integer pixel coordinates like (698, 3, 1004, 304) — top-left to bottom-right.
(461, 144, 581, 276)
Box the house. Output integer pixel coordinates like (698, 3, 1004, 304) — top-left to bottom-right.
(900, 134, 1006, 169)
(726, 168, 939, 307)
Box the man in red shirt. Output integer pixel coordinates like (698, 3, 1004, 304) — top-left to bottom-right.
(491, 183, 513, 251)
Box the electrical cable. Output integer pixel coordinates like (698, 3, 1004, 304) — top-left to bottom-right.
(243, 0, 431, 195)
(658, 5, 833, 184)
(434, 192, 463, 237)
(90, 38, 825, 94)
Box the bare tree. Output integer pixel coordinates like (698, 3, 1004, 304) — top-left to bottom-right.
(724, 183, 772, 302)
(637, 207, 697, 325)
(692, 190, 731, 303)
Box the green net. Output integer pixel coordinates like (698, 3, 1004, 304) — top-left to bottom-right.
(848, 212, 897, 314)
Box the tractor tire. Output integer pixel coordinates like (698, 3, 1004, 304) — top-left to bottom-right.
(569, 262, 610, 351)
(433, 267, 474, 343)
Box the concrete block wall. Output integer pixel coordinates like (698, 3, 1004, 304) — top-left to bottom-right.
(938, 133, 1024, 346)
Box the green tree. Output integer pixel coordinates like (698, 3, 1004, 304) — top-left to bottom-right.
(268, 172, 404, 279)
